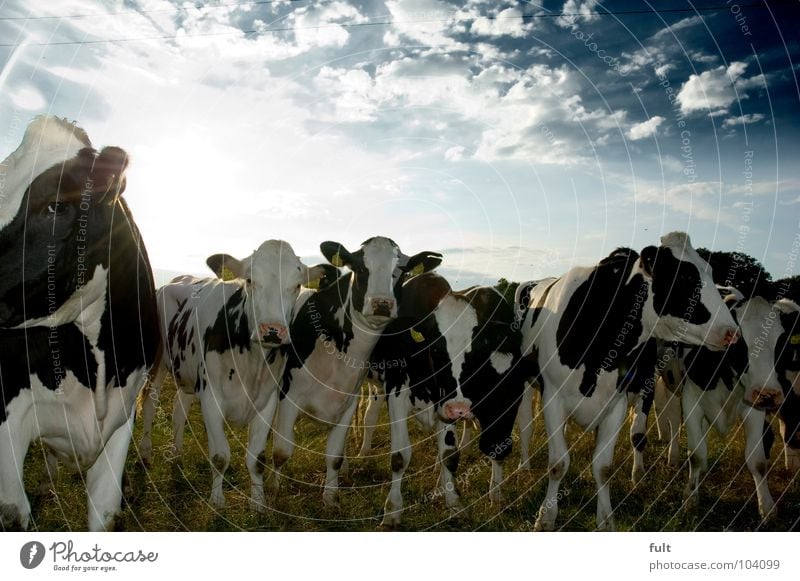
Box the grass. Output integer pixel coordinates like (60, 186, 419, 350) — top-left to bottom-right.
(22, 375, 800, 531)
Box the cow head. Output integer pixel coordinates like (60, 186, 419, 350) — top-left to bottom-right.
(640, 232, 739, 350)
(320, 237, 442, 322)
(0, 116, 128, 328)
(207, 240, 337, 346)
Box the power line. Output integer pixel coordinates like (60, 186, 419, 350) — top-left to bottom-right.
(0, 0, 311, 21)
(0, 3, 777, 49)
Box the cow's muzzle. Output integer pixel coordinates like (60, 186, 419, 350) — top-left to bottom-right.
(253, 323, 288, 345)
(745, 388, 784, 413)
(367, 297, 396, 318)
(443, 400, 473, 421)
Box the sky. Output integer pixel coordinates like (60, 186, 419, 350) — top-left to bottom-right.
(0, 0, 798, 287)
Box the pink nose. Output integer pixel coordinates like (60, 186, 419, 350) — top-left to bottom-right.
(370, 297, 395, 316)
(444, 401, 473, 421)
(721, 327, 739, 346)
(256, 323, 288, 344)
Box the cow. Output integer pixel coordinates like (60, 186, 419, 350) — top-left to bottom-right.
(679, 295, 800, 519)
(520, 232, 739, 531)
(138, 240, 336, 511)
(367, 273, 527, 528)
(0, 116, 158, 531)
(270, 237, 442, 507)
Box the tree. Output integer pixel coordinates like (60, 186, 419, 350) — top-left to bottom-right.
(495, 277, 519, 305)
(696, 249, 772, 298)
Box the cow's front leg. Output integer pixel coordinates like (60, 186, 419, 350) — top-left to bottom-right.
(656, 377, 682, 468)
(779, 418, 800, 472)
(534, 392, 568, 532)
(171, 389, 196, 461)
(358, 381, 383, 456)
(36, 450, 59, 496)
(594, 396, 626, 531)
(246, 391, 278, 513)
(517, 381, 535, 470)
(139, 361, 167, 465)
(270, 398, 301, 494)
(86, 413, 135, 531)
(0, 414, 33, 530)
(628, 393, 647, 484)
(489, 458, 504, 504)
(682, 385, 707, 512)
(201, 393, 230, 509)
(436, 421, 461, 512)
(381, 390, 412, 529)
(741, 404, 775, 520)
(323, 395, 359, 508)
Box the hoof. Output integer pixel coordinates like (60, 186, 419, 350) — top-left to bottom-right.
(210, 491, 225, 510)
(380, 512, 402, 530)
(489, 488, 504, 504)
(322, 492, 340, 509)
(533, 518, 554, 532)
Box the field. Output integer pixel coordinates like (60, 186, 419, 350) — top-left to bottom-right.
(23, 375, 800, 532)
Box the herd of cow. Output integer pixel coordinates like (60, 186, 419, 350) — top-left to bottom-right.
(1, 117, 798, 532)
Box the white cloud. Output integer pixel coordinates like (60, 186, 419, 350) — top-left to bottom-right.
(722, 113, 766, 128)
(469, 7, 531, 38)
(652, 15, 704, 39)
(444, 145, 466, 161)
(626, 116, 664, 140)
(676, 62, 762, 115)
(556, 0, 599, 28)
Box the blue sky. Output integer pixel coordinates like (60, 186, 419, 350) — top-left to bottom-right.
(1, 0, 798, 287)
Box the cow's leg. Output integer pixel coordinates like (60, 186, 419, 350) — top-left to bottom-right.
(171, 389, 195, 461)
(381, 392, 412, 529)
(86, 413, 135, 531)
(534, 395, 568, 532)
(629, 393, 646, 484)
(139, 361, 167, 465)
(683, 385, 707, 511)
(741, 405, 775, 520)
(517, 381, 534, 470)
(661, 380, 682, 468)
(246, 391, 278, 513)
(779, 418, 800, 472)
(489, 458, 504, 504)
(0, 415, 33, 530)
(36, 450, 59, 496)
(594, 396, 626, 531)
(655, 378, 670, 441)
(437, 421, 461, 511)
(358, 382, 383, 456)
(323, 395, 359, 508)
(201, 393, 230, 509)
(270, 399, 301, 493)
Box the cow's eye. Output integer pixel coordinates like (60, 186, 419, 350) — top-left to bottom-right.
(47, 201, 68, 215)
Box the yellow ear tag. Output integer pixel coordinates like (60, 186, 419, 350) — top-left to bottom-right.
(221, 266, 236, 281)
(410, 328, 425, 343)
(791, 335, 800, 345)
(331, 253, 344, 267)
(410, 263, 425, 276)
(307, 278, 320, 290)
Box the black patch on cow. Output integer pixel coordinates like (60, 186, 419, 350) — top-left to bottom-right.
(444, 430, 456, 446)
(255, 452, 267, 474)
(331, 456, 344, 471)
(202, 287, 251, 355)
(391, 452, 405, 473)
(683, 339, 748, 392)
(762, 419, 775, 458)
(228, 369, 235, 381)
(556, 248, 647, 397)
(642, 245, 712, 324)
(442, 448, 460, 474)
(631, 433, 647, 452)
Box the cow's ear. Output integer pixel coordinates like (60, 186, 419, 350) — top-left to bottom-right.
(91, 146, 129, 202)
(775, 299, 800, 316)
(403, 251, 443, 276)
(207, 254, 245, 281)
(640, 245, 658, 278)
(320, 241, 354, 268)
(305, 264, 340, 289)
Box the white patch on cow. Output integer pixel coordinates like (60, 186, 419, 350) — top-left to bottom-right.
(11, 265, 107, 330)
(434, 296, 478, 395)
(0, 116, 89, 230)
(490, 351, 513, 374)
(361, 238, 400, 316)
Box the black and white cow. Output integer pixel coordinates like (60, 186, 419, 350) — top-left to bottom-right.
(521, 232, 738, 531)
(367, 273, 527, 528)
(678, 295, 800, 519)
(139, 240, 336, 511)
(271, 237, 441, 507)
(0, 116, 158, 530)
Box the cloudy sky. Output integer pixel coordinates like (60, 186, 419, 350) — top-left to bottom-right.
(1, 0, 798, 287)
